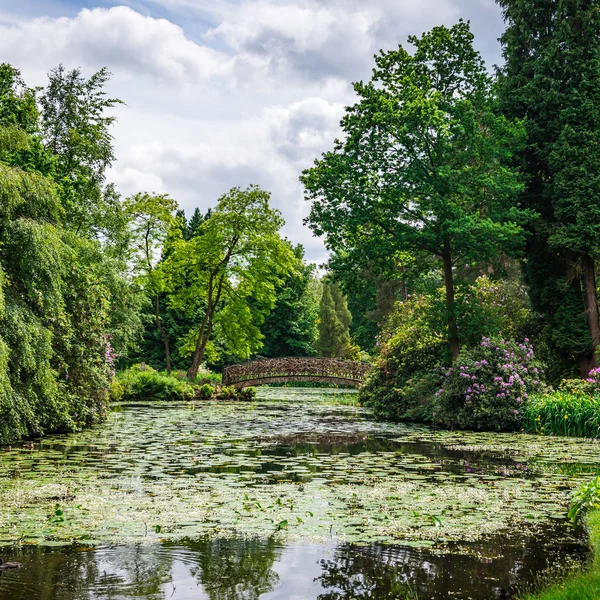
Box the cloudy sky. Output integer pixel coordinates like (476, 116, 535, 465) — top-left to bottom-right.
(0, 0, 505, 262)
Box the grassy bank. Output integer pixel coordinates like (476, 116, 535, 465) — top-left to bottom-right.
(521, 510, 600, 600)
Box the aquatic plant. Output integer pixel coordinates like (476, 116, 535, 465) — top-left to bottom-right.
(0, 388, 597, 549)
(524, 392, 600, 439)
(569, 478, 600, 524)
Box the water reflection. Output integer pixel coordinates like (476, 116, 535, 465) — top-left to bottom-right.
(316, 531, 587, 600)
(0, 529, 587, 600)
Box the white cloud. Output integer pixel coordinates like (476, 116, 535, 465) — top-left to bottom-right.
(0, 7, 225, 84)
(3, 1, 506, 261)
(208, 0, 378, 80)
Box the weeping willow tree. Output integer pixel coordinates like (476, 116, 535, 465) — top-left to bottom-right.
(0, 64, 141, 443)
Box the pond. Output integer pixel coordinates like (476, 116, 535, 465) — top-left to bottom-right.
(0, 387, 598, 599)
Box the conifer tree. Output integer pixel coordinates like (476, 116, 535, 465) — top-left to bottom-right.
(497, 0, 600, 375)
(317, 282, 352, 358)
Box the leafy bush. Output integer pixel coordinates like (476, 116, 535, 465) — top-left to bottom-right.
(558, 367, 600, 396)
(112, 365, 195, 401)
(359, 295, 446, 420)
(196, 383, 216, 400)
(196, 384, 256, 401)
(524, 392, 600, 438)
(455, 275, 535, 347)
(233, 387, 256, 401)
(569, 477, 600, 524)
(434, 337, 547, 431)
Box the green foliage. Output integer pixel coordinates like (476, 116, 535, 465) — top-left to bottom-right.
(498, 0, 600, 374)
(196, 383, 216, 400)
(302, 21, 528, 358)
(260, 244, 318, 358)
(457, 275, 535, 344)
(434, 337, 547, 431)
(359, 295, 446, 420)
(124, 192, 178, 371)
(166, 186, 296, 377)
(112, 365, 195, 401)
(40, 65, 124, 238)
(569, 479, 600, 525)
(0, 64, 142, 444)
(317, 282, 352, 358)
(524, 392, 600, 439)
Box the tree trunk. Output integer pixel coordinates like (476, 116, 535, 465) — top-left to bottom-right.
(581, 253, 600, 374)
(187, 310, 211, 380)
(187, 273, 225, 380)
(154, 295, 172, 374)
(400, 280, 408, 302)
(442, 237, 460, 361)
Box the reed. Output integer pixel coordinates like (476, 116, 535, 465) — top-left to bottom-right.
(524, 392, 600, 438)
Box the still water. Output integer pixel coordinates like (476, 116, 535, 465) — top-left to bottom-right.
(0, 388, 597, 599)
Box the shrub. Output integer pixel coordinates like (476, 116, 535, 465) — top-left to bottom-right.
(434, 337, 548, 431)
(112, 365, 195, 401)
(456, 275, 535, 345)
(359, 295, 446, 420)
(558, 367, 600, 396)
(524, 392, 600, 438)
(194, 383, 255, 401)
(569, 477, 600, 524)
(237, 387, 256, 401)
(196, 383, 216, 400)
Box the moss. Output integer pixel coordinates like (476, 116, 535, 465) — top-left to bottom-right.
(520, 511, 600, 600)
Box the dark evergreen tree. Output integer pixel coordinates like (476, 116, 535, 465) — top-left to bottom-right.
(497, 0, 600, 376)
(260, 244, 318, 357)
(318, 282, 352, 358)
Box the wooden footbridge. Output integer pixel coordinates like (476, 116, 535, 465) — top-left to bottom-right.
(222, 357, 370, 389)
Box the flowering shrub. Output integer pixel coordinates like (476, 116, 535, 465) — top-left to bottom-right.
(559, 367, 600, 396)
(434, 337, 548, 431)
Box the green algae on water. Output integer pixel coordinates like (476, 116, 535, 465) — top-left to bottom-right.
(0, 388, 598, 548)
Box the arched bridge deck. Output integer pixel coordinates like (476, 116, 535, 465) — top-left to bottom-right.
(222, 357, 370, 389)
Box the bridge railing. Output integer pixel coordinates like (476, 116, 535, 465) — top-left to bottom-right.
(222, 357, 370, 386)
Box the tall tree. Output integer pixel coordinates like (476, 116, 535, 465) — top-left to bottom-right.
(0, 64, 140, 443)
(260, 244, 318, 357)
(301, 22, 528, 360)
(318, 282, 352, 358)
(124, 192, 178, 373)
(497, 0, 600, 375)
(40, 65, 124, 239)
(166, 186, 296, 379)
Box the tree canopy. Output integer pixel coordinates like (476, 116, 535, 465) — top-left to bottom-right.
(302, 21, 529, 359)
(165, 186, 297, 378)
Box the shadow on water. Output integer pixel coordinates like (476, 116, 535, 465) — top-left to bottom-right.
(0, 528, 588, 600)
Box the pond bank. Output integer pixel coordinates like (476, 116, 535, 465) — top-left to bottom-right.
(522, 510, 600, 600)
(0, 387, 597, 599)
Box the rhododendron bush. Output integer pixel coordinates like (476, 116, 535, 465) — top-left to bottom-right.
(433, 337, 548, 431)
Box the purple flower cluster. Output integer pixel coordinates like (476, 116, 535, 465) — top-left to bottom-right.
(585, 367, 600, 385)
(103, 334, 118, 378)
(435, 336, 546, 428)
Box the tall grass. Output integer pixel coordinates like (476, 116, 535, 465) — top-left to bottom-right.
(524, 392, 600, 438)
